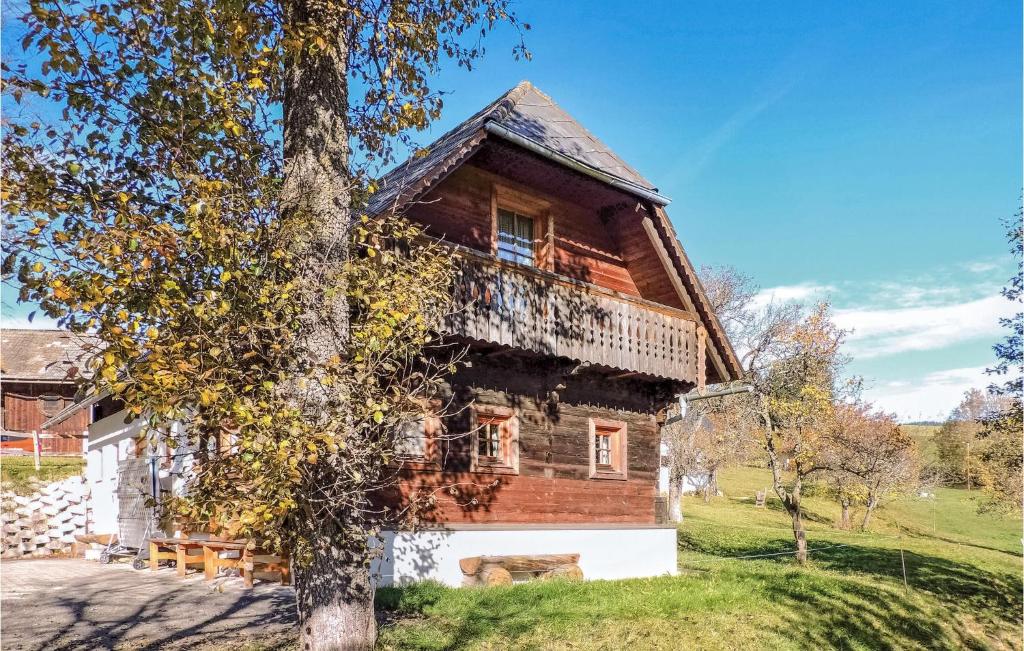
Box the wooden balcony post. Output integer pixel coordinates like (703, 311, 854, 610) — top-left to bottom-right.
(697, 326, 707, 393)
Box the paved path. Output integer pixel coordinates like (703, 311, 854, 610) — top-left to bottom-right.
(1, 559, 297, 650)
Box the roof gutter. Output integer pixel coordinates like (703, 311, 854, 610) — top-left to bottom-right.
(483, 121, 672, 206)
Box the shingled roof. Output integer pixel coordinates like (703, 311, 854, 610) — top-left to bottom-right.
(367, 81, 663, 216)
(0, 329, 96, 382)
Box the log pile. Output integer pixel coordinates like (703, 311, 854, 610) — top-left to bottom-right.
(459, 553, 583, 586)
(0, 476, 88, 559)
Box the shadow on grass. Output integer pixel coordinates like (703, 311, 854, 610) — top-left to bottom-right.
(377, 536, 1022, 651)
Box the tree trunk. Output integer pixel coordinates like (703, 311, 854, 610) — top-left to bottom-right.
(762, 413, 808, 565)
(280, 2, 372, 649)
(669, 477, 683, 522)
(702, 467, 718, 503)
(293, 528, 376, 651)
(839, 497, 851, 530)
(790, 507, 808, 564)
(861, 494, 878, 531)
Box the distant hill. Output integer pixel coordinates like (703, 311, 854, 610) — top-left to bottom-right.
(904, 420, 943, 426)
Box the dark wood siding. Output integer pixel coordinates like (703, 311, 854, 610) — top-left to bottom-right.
(407, 164, 643, 297)
(383, 356, 668, 525)
(1, 382, 87, 435)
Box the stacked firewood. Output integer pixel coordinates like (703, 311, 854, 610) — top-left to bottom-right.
(0, 476, 88, 559)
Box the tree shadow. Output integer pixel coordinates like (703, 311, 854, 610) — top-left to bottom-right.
(3, 567, 296, 651)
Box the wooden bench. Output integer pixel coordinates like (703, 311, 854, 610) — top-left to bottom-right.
(459, 554, 582, 586)
(148, 537, 207, 577)
(201, 540, 290, 588)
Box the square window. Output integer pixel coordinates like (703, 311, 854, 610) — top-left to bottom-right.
(471, 407, 518, 474)
(496, 209, 535, 267)
(394, 414, 440, 468)
(397, 417, 428, 459)
(589, 418, 627, 480)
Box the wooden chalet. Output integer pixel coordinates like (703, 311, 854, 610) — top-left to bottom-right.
(369, 81, 741, 586)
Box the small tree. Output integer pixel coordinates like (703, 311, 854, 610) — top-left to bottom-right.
(3, 1, 527, 648)
(664, 405, 756, 507)
(827, 403, 918, 530)
(754, 304, 848, 564)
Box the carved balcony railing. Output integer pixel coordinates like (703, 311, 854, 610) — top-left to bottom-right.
(445, 251, 706, 384)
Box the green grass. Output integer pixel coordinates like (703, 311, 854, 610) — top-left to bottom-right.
(376, 466, 1022, 650)
(902, 424, 940, 464)
(0, 455, 84, 495)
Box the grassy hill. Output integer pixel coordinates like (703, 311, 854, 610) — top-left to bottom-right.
(902, 424, 941, 464)
(377, 466, 1022, 650)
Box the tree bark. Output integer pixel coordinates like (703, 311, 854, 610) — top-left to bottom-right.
(839, 497, 851, 530)
(293, 526, 376, 651)
(791, 506, 807, 564)
(764, 428, 808, 565)
(669, 477, 683, 522)
(861, 493, 878, 531)
(280, 2, 374, 649)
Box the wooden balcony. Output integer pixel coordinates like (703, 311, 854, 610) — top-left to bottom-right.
(445, 251, 706, 385)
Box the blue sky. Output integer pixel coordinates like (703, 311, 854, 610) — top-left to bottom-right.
(3, 1, 1020, 420)
(403, 0, 1020, 421)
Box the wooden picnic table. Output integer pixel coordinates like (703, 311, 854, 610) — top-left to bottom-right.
(148, 537, 206, 577)
(148, 537, 290, 588)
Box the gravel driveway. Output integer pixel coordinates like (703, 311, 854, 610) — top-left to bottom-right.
(1, 559, 297, 650)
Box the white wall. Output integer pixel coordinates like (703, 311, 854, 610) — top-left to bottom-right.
(85, 409, 146, 535)
(373, 526, 677, 587)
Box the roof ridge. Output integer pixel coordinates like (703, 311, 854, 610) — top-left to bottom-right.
(485, 80, 536, 123)
(1, 328, 73, 334)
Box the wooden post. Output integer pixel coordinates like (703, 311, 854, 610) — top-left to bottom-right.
(149, 541, 159, 571)
(696, 327, 707, 393)
(32, 431, 40, 471)
(242, 548, 253, 589)
(203, 544, 216, 581)
(897, 521, 910, 593)
(177, 544, 187, 578)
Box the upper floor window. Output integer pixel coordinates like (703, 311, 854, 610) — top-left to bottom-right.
(497, 209, 534, 266)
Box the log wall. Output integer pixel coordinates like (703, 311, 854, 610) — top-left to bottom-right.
(385, 356, 670, 525)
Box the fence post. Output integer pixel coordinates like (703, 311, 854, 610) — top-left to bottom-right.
(896, 521, 909, 593)
(32, 430, 41, 471)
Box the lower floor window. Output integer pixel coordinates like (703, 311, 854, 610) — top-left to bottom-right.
(472, 406, 519, 474)
(595, 432, 612, 467)
(589, 418, 627, 480)
(478, 421, 502, 460)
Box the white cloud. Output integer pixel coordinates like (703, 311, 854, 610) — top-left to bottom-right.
(864, 366, 992, 422)
(834, 294, 1015, 359)
(751, 283, 836, 309)
(963, 261, 1000, 274)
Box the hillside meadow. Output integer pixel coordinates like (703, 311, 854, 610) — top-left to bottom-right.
(376, 465, 1022, 650)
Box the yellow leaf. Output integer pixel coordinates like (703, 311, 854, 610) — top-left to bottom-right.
(146, 326, 159, 340)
